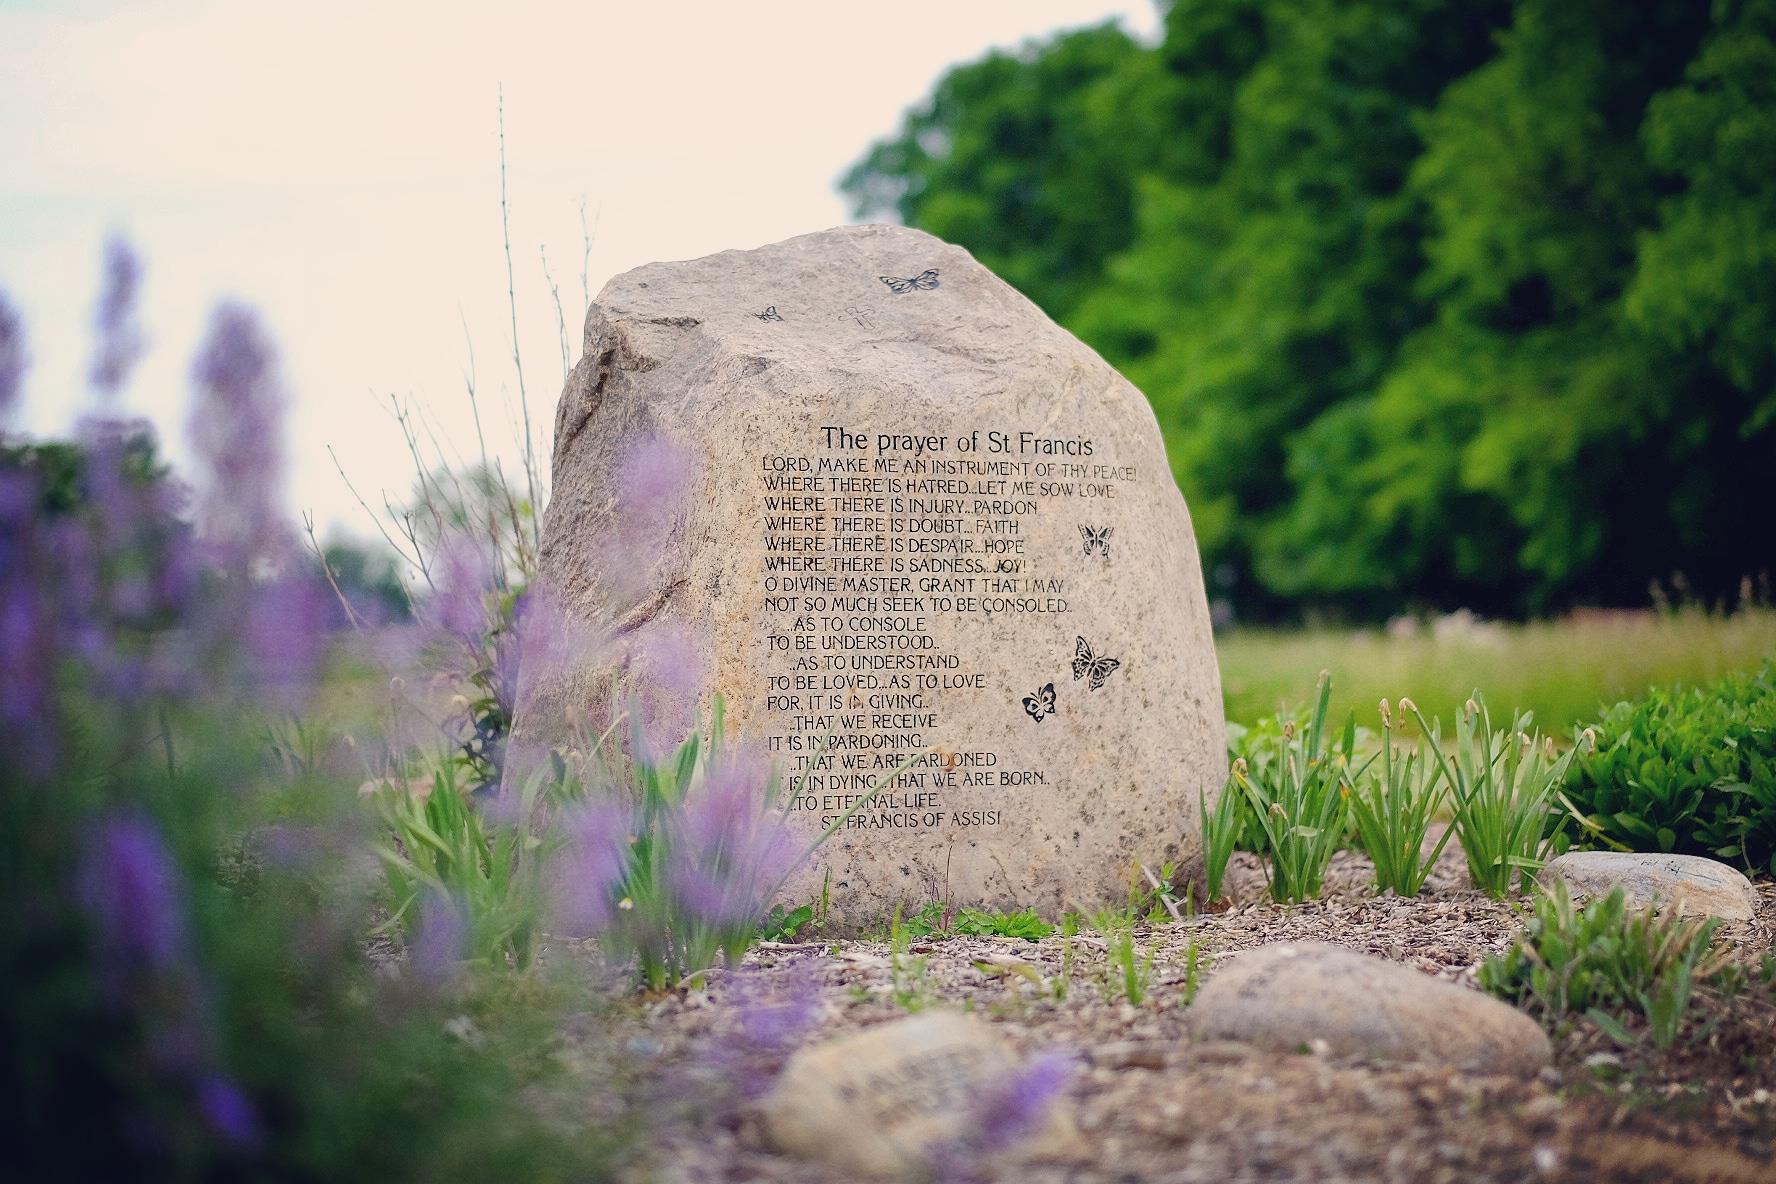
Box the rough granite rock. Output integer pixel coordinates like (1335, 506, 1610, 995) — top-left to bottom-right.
(1540, 851, 1757, 921)
(1186, 941, 1552, 1075)
(515, 225, 1224, 924)
(759, 1011, 1079, 1178)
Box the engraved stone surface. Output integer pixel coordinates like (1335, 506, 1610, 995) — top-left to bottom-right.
(1187, 942, 1552, 1075)
(517, 224, 1224, 923)
(1541, 851, 1757, 921)
(760, 1011, 1077, 1178)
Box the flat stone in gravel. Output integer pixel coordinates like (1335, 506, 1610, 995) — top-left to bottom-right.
(760, 1011, 1078, 1177)
(1540, 851, 1757, 921)
(1187, 941, 1551, 1075)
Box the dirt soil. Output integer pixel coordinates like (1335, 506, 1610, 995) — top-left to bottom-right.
(619, 843, 1776, 1184)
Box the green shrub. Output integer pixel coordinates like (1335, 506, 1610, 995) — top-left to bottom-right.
(1480, 884, 1734, 1049)
(1563, 663, 1776, 875)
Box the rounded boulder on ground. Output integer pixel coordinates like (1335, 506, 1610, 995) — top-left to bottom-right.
(1540, 851, 1757, 921)
(1186, 941, 1551, 1076)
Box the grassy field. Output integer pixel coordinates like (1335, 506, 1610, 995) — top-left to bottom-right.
(1218, 608, 1776, 731)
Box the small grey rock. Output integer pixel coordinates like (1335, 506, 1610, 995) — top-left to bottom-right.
(760, 1011, 1079, 1177)
(1187, 941, 1550, 1076)
(1540, 851, 1756, 921)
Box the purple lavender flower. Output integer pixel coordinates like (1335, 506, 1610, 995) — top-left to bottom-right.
(196, 1074, 263, 1150)
(605, 432, 696, 602)
(0, 470, 59, 772)
(243, 569, 330, 708)
(667, 744, 794, 929)
(432, 541, 494, 642)
(548, 799, 634, 938)
(187, 301, 288, 570)
(625, 620, 708, 764)
(89, 235, 146, 399)
(0, 289, 25, 417)
(710, 961, 824, 1099)
(409, 890, 468, 990)
(932, 1050, 1075, 1183)
(78, 814, 191, 993)
(971, 1050, 1073, 1151)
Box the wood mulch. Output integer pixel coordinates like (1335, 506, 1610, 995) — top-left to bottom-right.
(602, 840, 1775, 1183)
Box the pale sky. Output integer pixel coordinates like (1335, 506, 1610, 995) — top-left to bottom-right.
(0, 0, 1157, 541)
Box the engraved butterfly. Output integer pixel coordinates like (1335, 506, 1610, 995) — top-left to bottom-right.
(754, 306, 784, 322)
(1079, 524, 1113, 560)
(1071, 636, 1121, 691)
(879, 269, 940, 295)
(1022, 682, 1056, 723)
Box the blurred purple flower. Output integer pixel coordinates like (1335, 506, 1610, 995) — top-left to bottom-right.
(1, 471, 60, 772)
(187, 302, 288, 570)
(432, 542, 494, 642)
(89, 236, 146, 399)
(0, 289, 26, 417)
(606, 432, 696, 602)
(973, 1050, 1073, 1151)
(710, 962, 824, 1099)
(409, 890, 467, 990)
(932, 1050, 1075, 1183)
(196, 1074, 263, 1150)
(243, 569, 330, 708)
(548, 798, 634, 938)
(78, 814, 190, 993)
(668, 744, 794, 930)
(626, 621, 707, 764)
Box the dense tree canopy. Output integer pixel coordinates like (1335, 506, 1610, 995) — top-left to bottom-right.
(843, 0, 1776, 619)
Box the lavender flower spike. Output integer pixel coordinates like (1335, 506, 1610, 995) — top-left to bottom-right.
(187, 301, 289, 568)
(0, 290, 25, 418)
(89, 235, 147, 399)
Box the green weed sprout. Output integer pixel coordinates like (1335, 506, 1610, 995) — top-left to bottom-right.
(1346, 698, 1453, 896)
(1092, 911, 1157, 1006)
(1479, 883, 1733, 1048)
(1405, 693, 1585, 897)
(1232, 672, 1357, 903)
(1200, 780, 1244, 903)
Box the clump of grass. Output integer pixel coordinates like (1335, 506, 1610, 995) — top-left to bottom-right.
(1480, 884, 1735, 1048)
(1092, 911, 1157, 1006)
(1346, 698, 1453, 896)
(887, 908, 938, 1012)
(1229, 672, 1356, 903)
(1200, 781, 1244, 904)
(1404, 692, 1585, 898)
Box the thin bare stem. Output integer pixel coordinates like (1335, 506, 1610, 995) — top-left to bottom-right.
(541, 244, 570, 383)
(328, 444, 422, 572)
(301, 511, 371, 631)
(497, 87, 541, 531)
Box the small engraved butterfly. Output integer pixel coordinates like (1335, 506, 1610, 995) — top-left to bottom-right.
(1080, 524, 1113, 560)
(1071, 636, 1121, 691)
(1022, 682, 1056, 723)
(879, 269, 940, 295)
(754, 306, 783, 322)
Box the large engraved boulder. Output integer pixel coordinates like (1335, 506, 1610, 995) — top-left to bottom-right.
(518, 224, 1224, 924)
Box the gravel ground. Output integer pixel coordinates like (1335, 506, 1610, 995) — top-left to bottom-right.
(603, 841, 1775, 1183)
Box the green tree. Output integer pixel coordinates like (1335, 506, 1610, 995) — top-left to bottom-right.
(844, 0, 1776, 618)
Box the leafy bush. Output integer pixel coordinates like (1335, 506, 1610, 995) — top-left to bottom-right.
(1347, 699, 1453, 896)
(1228, 672, 1357, 903)
(951, 906, 1055, 941)
(1480, 884, 1734, 1049)
(1, 249, 621, 1178)
(1404, 693, 1583, 898)
(1563, 664, 1776, 875)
